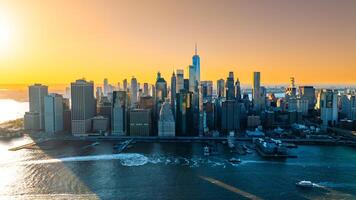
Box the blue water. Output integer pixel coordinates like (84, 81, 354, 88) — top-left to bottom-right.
(0, 139, 355, 200)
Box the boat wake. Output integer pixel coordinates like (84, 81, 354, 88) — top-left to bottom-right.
(20, 153, 149, 167)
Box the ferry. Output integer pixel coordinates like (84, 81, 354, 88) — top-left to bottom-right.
(296, 181, 314, 188)
(255, 138, 290, 159)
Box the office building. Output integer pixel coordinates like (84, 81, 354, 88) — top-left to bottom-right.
(24, 112, 40, 131)
(235, 78, 241, 100)
(226, 72, 235, 100)
(176, 69, 184, 93)
(71, 79, 95, 136)
(217, 79, 225, 97)
(112, 91, 127, 135)
(27, 84, 48, 130)
(158, 102, 175, 137)
(176, 89, 194, 136)
(130, 77, 138, 106)
(155, 72, 167, 102)
(317, 89, 338, 128)
(171, 72, 176, 115)
(44, 93, 64, 134)
(129, 109, 152, 136)
(189, 65, 197, 93)
(299, 86, 316, 110)
(252, 72, 262, 112)
(192, 44, 200, 83)
(221, 100, 240, 134)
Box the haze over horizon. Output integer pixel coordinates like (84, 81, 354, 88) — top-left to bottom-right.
(0, 0, 355, 85)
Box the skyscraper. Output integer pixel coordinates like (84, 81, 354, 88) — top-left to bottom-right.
(176, 89, 194, 136)
(226, 72, 235, 100)
(201, 81, 213, 100)
(158, 102, 175, 137)
(253, 72, 262, 112)
(143, 83, 149, 96)
(192, 44, 200, 83)
(170, 72, 176, 115)
(71, 79, 95, 136)
(176, 69, 184, 93)
(112, 91, 127, 135)
(155, 72, 167, 102)
(221, 100, 241, 134)
(103, 78, 109, 96)
(44, 93, 64, 134)
(235, 78, 241, 101)
(129, 109, 152, 136)
(217, 79, 225, 98)
(317, 89, 338, 128)
(130, 77, 138, 106)
(123, 79, 128, 92)
(189, 65, 196, 93)
(27, 84, 48, 130)
(299, 86, 316, 111)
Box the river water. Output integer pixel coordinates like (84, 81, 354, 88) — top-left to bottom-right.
(0, 137, 355, 200)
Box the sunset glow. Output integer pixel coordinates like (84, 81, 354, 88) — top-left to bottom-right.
(0, 0, 355, 85)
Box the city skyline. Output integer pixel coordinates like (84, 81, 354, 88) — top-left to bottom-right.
(1, 0, 356, 85)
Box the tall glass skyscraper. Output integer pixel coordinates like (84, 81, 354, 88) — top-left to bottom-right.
(192, 44, 200, 83)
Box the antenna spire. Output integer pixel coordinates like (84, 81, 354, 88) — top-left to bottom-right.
(195, 43, 198, 55)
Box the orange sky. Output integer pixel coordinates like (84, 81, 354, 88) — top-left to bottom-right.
(0, 0, 355, 86)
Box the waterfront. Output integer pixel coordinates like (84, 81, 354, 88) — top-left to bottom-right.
(0, 137, 355, 200)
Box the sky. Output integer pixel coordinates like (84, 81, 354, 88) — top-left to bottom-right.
(0, 0, 355, 86)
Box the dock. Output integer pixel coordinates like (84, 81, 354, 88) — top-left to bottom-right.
(8, 138, 50, 151)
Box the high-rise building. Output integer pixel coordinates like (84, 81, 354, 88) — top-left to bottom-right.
(96, 87, 103, 101)
(285, 77, 297, 100)
(103, 78, 109, 96)
(26, 84, 48, 130)
(176, 90, 194, 136)
(71, 79, 95, 136)
(97, 96, 112, 130)
(201, 81, 213, 100)
(235, 78, 241, 100)
(299, 86, 316, 110)
(221, 100, 240, 134)
(317, 89, 338, 128)
(155, 72, 167, 102)
(217, 79, 225, 97)
(176, 69, 184, 93)
(123, 79, 128, 92)
(170, 72, 176, 115)
(340, 94, 356, 120)
(143, 83, 149, 96)
(192, 44, 200, 83)
(189, 65, 197, 93)
(112, 91, 127, 135)
(226, 72, 235, 100)
(44, 93, 64, 134)
(130, 77, 138, 106)
(129, 109, 152, 136)
(252, 72, 262, 112)
(158, 102, 175, 137)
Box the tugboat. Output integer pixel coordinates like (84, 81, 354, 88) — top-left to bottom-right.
(203, 146, 210, 156)
(228, 157, 241, 164)
(296, 181, 314, 188)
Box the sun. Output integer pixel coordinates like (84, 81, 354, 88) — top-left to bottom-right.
(0, 19, 13, 48)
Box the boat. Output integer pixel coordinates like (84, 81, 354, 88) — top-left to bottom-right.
(203, 146, 210, 156)
(228, 158, 241, 164)
(91, 142, 100, 146)
(296, 181, 314, 188)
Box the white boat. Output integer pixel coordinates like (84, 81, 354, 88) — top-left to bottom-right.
(296, 181, 314, 188)
(228, 158, 241, 164)
(203, 146, 210, 156)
